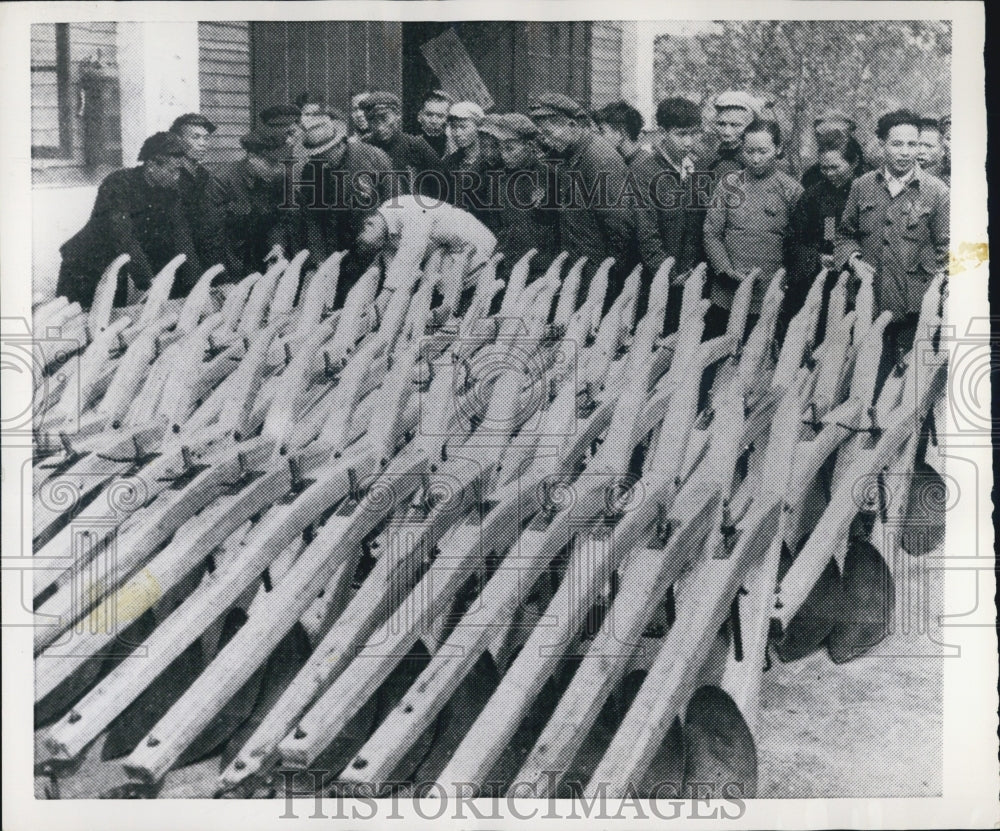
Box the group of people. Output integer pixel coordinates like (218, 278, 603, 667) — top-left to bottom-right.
(56, 85, 950, 386)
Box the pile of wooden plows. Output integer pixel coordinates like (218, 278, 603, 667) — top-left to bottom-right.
(30, 244, 948, 799)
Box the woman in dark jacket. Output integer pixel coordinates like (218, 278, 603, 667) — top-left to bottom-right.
(782, 135, 863, 339)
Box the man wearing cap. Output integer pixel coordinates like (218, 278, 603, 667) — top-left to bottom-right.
(361, 91, 446, 198)
(202, 129, 292, 281)
(287, 108, 401, 305)
(529, 92, 646, 311)
(170, 113, 223, 274)
(355, 195, 496, 298)
(480, 113, 556, 272)
(801, 109, 870, 190)
(260, 104, 303, 146)
(705, 91, 758, 184)
(417, 90, 453, 158)
(56, 132, 201, 307)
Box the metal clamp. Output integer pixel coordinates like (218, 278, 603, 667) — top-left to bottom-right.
(837, 406, 881, 441)
(109, 331, 128, 359)
(95, 434, 160, 474)
(801, 401, 824, 431)
(156, 446, 208, 489)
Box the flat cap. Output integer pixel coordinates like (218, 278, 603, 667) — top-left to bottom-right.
(361, 91, 401, 115)
(301, 102, 348, 122)
(169, 113, 217, 134)
(713, 90, 760, 115)
(138, 131, 186, 161)
(259, 104, 301, 127)
(448, 101, 485, 122)
(529, 92, 587, 120)
(480, 112, 538, 141)
(814, 109, 856, 131)
(240, 129, 290, 159)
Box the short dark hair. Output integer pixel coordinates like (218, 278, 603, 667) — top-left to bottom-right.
(424, 90, 453, 106)
(815, 132, 863, 168)
(592, 101, 645, 142)
(656, 97, 702, 131)
(918, 116, 943, 134)
(743, 118, 782, 147)
(876, 109, 921, 140)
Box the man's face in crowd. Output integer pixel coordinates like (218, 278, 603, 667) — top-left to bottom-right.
(281, 122, 304, 146)
(534, 114, 578, 154)
(368, 110, 402, 144)
(714, 107, 752, 149)
(817, 149, 854, 187)
(177, 125, 209, 163)
(917, 127, 944, 168)
(597, 123, 626, 153)
(448, 117, 478, 150)
(350, 98, 369, 133)
(499, 138, 534, 170)
(479, 133, 501, 166)
(942, 123, 951, 155)
(883, 123, 919, 176)
(660, 125, 700, 160)
(145, 155, 183, 188)
(418, 99, 449, 137)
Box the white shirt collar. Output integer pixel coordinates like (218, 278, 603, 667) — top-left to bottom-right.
(882, 166, 916, 197)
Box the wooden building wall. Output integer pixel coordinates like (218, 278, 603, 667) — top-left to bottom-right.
(199, 21, 252, 162)
(249, 22, 403, 121)
(590, 22, 625, 108)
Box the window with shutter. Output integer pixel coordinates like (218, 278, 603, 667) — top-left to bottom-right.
(32, 22, 122, 184)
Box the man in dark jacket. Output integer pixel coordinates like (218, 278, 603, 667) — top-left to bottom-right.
(361, 91, 446, 198)
(286, 111, 403, 306)
(203, 129, 291, 282)
(57, 132, 201, 308)
(170, 113, 222, 273)
(834, 108, 949, 396)
(800, 109, 872, 190)
(416, 90, 452, 159)
(591, 100, 671, 322)
(479, 113, 556, 276)
(530, 92, 650, 313)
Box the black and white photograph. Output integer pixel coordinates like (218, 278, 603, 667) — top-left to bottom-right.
(1, 2, 995, 829)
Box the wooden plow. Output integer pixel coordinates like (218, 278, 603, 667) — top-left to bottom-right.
(31, 240, 948, 799)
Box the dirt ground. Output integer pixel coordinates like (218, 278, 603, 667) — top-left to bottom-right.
(757, 552, 943, 797)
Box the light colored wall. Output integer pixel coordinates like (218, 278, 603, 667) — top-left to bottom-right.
(33, 186, 98, 298)
(33, 22, 201, 300)
(117, 21, 201, 165)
